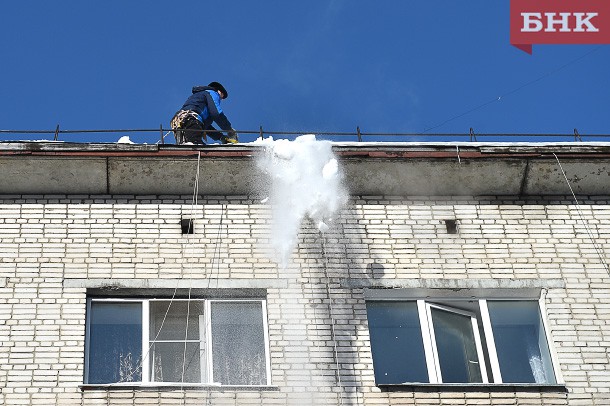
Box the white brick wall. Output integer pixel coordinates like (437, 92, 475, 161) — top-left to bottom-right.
(1, 195, 609, 405)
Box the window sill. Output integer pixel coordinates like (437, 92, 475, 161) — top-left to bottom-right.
(378, 383, 568, 393)
(80, 384, 280, 392)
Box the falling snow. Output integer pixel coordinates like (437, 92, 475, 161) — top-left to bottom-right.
(255, 134, 348, 268)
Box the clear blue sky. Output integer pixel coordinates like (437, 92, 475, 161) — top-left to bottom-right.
(0, 1, 608, 143)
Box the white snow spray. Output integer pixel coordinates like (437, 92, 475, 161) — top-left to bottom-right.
(255, 134, 348, 268)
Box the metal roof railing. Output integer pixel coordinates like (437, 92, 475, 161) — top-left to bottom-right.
(1, 127, 609, 144)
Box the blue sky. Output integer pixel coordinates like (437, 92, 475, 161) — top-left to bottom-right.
(0, 1, 608, 143)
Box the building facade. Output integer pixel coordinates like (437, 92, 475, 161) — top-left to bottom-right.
(0, 141, 609, 405)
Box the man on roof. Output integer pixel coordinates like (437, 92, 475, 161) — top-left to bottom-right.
(171, 81, 238, 145)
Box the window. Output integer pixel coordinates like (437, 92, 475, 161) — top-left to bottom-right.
(366, 299, 559, 385)
(85, 298, 271, 386)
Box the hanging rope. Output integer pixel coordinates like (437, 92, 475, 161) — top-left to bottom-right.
(202, 202, 227, 406)
(180, 151, 202, 402)
(156, 131, 173, 144)
(212, 204, 226, 279)
(553, 153, 610, 275)
(114, 153, 203, 387)
(99, 149, 228, 397)
(179, 152, 227, 402)
(319, 232, 345, 406)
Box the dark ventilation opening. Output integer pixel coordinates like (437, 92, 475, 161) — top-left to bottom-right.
(181, 218, 194, 234)
(445, 219, 458, 234)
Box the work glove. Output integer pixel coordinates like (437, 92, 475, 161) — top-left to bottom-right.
(222, 129, 239, 144)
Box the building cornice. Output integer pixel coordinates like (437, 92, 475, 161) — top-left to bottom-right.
(1, 142, 609, 196)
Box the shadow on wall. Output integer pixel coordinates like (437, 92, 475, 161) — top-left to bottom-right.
(297, 201, 388, 405)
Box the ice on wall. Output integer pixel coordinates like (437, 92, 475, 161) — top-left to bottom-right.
(255, 134, 348, 268)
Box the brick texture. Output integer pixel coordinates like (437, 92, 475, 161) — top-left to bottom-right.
(1, 195, 609, 405)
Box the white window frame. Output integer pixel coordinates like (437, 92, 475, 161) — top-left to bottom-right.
(142, 300, 150, 384)
(368, 295, 561, 385)
(206, 299, 272, 386)
(479, 297, 564, 385)
(84, 298, 144, 385)
(479, 299, 502, 383)
(538, 293, 564, 384)
(85, 297, 272, 387)
(422, 302, 489, 384)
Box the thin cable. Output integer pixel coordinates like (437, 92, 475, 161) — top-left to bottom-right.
(204, 201, 227, 389)
(500, 46, 602, 100)
(180, 289, 193, 392)
(114, 291, 181, 384)
(176, 154, 226, 396)
(319, 233, 344, 406)
(553, 153, 610, 274)
(423, 98, 499, 133)
(104, 153, 205, 389)
(311, 291, 322, 406)
(180, 152, 202, 403)
(213, 204, 226, 280)
(423, 46, 603, 133)
(115, 154, 203, 386)
(155, 131, 174, 144)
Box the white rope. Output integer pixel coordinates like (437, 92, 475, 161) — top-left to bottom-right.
(553, 153, 610, 274)
(115, 152, 201, 388)
(178, 153, 226, 399)
(180, 151, 202, 402)
(201, 202, 227, 405)
(106, 152, 208, 395)
(319, 233, 345, 406)
(213, 204, 226, 279)
(113, 287, 181, 384)
(155, 131, 174, 144)
(114, 153, 203, 387)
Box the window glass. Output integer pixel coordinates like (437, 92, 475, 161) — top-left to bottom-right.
(211, 302, 267, 385)
(88, 302, 142, 384)
(487, 301, 556, 384)
(150, 300, 203, 341)
(430, 307, 482, 383)
(149, 301, 204, 383)
(366, 301, 428, 384)
(151, 342, 201, 382)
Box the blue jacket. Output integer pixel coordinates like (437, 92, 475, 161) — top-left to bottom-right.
(181, 86, 232, 131)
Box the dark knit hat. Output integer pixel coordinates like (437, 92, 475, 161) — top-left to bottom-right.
(208, 82, 228, 99)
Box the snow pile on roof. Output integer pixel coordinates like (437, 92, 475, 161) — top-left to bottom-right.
(117, 136, 134, 144)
